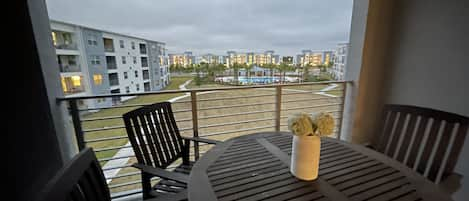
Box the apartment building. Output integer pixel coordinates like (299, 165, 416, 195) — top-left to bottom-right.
(225, 50, 280, 67)
(51, 20, 170, 108)
(197, 54, 223, 65)
(331, 43, 349, 80)
(168, 51, 195, 67)
(296, 50, 333, 67)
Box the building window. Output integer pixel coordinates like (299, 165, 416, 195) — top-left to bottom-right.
(88, 35, 98, 46)
(125, 86, 130, 93)
(136, 84, 140, 91)
(131, 42, 135, 50)
(71, 76, 81, 87)
(91, 56, 101, 65)
(133, 56, 137, 64)
(124, 72, 128, 79)
(93, 74, 103, 85)
(121, 56, 126, 64)
(135, 70, 138, 78)
(119, 40, 124, 48)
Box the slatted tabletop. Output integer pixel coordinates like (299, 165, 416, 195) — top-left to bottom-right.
(188, 132, 452, 201)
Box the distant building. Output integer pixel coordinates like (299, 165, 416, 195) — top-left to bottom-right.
(296, 50, 333, 67)
(282, 56, 294, 64)
(225, 50, 280, 67)
(197, 54, 223, 65)
(168, 51, 195, 67)
(331, 43, 349, 80)
(50, 20, 169, 108)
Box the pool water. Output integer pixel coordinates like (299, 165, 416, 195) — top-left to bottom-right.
(238, 76, 280, 84)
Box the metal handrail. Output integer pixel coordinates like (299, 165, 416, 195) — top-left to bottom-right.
(56, 80, 350, 101)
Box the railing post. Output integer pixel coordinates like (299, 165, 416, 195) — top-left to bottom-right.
(337, 82, 348, 139)
(69, 100, 85, 151)
(275, 85, 282, 132)
(190, 91, 200, 160)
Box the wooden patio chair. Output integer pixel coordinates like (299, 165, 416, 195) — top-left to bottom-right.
(371, 104, 468, 184)
(123, 101, 220, 200)
(36, 148, 186, 201)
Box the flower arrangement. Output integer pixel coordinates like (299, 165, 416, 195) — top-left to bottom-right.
(288, 112, 335, 137)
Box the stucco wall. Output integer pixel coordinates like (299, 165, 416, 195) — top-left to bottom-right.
(383, 0, 469, 199)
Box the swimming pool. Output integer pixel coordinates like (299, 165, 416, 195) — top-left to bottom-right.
(215, 76, 299, 84)
(238, 76, 279, 84)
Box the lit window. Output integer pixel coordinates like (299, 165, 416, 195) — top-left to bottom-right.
(71, 76, 81, 87)
(51, 32, 57, 46)
(93, 74, 103, 85)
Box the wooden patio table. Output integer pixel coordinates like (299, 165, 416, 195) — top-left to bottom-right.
(188, 132, 452, 201)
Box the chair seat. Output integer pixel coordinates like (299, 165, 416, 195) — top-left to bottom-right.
(149, 161, 194, 199)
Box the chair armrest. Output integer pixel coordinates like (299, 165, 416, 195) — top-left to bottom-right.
(181, 136, 221, 144)
(132, 163, 189, 183)
(146, 189, 187, 201)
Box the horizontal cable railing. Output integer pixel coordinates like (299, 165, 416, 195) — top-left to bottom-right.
(58, 80, 350, 199)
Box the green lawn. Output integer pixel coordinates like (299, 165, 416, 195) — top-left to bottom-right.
(82, 76, 193, 162)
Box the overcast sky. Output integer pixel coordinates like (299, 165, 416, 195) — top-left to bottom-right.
(46, 0, 353, 56)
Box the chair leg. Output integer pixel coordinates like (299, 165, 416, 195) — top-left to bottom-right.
(141, 171, 153, 200)
(182, 139, 190, 165)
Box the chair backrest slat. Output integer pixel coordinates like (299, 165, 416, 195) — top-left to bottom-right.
(37, 148, 111, 201)
(138, 114, 160, 167)
(123, 102, 184, 168)
(373, 104, 468, 183)
(150, 110, 172, 163)
(144, 112, 165, 167)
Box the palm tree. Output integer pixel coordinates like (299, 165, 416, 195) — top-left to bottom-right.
(278, 62, 294, 83)
(232, 62, 240, 85)
(303, 63, 312, 82)
(245, 64, 254, 80)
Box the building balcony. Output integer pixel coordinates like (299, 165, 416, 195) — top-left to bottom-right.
(59, 64, 81, 73)
(109, 79, 119, 86)
(107, 63, 117, 70)
(55, 43, 78, 50)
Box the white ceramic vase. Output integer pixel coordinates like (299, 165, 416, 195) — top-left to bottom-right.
(290, 135, 321, 180)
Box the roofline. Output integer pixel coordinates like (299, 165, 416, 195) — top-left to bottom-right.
(49, 19, 165, 45)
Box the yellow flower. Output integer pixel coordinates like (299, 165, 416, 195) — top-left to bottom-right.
(311, 112, 335, 136)
(288, 113, 314, 136)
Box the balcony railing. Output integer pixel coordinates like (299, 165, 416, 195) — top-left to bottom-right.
(57, 81, 350, 199)
(107, 63, 117, 70)
(109, 79, 119, 86)
(105, 47, 115, 52)
(55, 43, 78, 50)
(59, 64, 81, 73)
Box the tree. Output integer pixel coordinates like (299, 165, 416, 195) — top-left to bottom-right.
(302, 63, 312, 82)
(278, 62, 294, 83)
(245, 64, 254, 80)
(232, 63, 240, 85)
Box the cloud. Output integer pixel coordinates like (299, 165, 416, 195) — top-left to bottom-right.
(46, 0, 352, 55)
